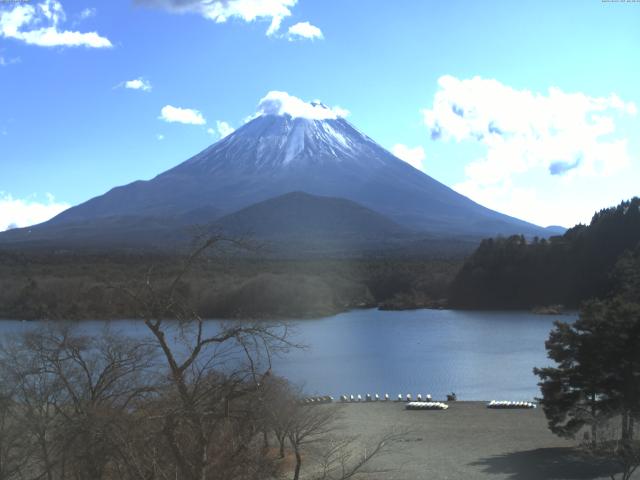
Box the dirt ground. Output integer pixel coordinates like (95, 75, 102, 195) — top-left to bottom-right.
(327, 401, 635, 480)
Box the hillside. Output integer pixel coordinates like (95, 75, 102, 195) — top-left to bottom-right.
(211, 191, 422, 255)
(216, 191, 410, 239)
(450, 197, 640, 309)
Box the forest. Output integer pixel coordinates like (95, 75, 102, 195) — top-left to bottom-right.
(450, 197, 640, 309)
(0, 248, 460, 320)
(2, 197, 638, 320)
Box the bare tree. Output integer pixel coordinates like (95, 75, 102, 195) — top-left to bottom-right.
(119, 234, 297, 480)
(260, 375, 295, 459)
(285, 400, 407, 480)
(287, 403, 339, 480)
(0, 234, 407, 480)
(0, 334, 61, 480)
(0, 324, 158, 480)
(0, 388, 28, 480)
(311, 430, 407, 480)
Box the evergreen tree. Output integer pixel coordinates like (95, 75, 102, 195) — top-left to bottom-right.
(451, 197, 640, 309)
(534, 247, 640, 479)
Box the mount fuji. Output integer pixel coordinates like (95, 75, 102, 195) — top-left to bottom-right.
(1, 97, 555, 251)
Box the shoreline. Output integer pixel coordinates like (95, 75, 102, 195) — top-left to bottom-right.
(0, 305, 579, 322)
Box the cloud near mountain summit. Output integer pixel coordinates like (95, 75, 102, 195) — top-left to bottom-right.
(257, 91, 350, 120)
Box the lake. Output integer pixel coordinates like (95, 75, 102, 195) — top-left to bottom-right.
(0, 309, 575, 401)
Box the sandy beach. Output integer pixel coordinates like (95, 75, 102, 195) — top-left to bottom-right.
(329, 401, 633, 480)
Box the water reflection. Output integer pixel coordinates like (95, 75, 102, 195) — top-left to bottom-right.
(0, 309, 575, 400)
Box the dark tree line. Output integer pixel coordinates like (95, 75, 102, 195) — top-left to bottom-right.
(450, 197, 640, 309)
(0, 249, 461, 321)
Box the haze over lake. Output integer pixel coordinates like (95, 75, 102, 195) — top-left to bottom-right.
(0, 309, 574, 400)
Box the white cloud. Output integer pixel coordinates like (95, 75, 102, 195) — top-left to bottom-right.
(124, 77, 152, 91)
(208, 120, 235, 138)
(331, 106, 350, 118)
(0, 0, 112, 48)
(0, 192, 70, 231)
(392, 144, 426, 171)
(287, 21, 322, 40)
(136, 0, 297, 36)
(156, 133, 165, 140)
(257, 91, 349, 120)
(216, 120, 234, 138)
(266, 14, 283, 36)
(422, 75, 637, 225)
(79, 7, 96, 20)
(159, 105, 206, 125)
(0, 55, 20, 66)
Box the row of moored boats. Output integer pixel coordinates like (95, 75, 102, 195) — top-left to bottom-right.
(406, 401, 449, 410)
(301, 396, 334, 404)
(302, 395, 537, 410)
(487, 400, 536, 409)
(340, 393, 433, 402)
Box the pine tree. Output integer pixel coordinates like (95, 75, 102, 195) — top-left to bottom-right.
(534, 246, 640, 479)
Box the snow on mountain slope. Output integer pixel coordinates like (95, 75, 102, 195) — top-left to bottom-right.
(12, 96, 550, 242)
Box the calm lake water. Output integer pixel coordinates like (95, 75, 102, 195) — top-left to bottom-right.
(0, 309, 576, 401)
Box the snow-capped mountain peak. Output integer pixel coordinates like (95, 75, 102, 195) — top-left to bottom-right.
(36, 96, 548, 240)
(179, 113, 381, 172)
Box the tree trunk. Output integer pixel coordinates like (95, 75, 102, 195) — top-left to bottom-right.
(622, 410, 629, 442)
(620, 410, 635, 480)
(292, 446, 302, 480)
(39, 434, 54, 480)
(200, 442, 208, 480)
(279, 439, 285, 459)
(591, 393, 598, 447)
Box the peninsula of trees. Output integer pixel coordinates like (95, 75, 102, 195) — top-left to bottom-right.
(450, 197, 640, 310)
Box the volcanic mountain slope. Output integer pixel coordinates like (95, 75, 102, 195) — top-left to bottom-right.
(215, 191, 411, 240)
(0, 192, 414, 252)
(212, 192, 485, 256)
(1, 102, 554, 250)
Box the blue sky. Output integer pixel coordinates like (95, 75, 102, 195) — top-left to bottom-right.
(1, 0, 639, 230)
